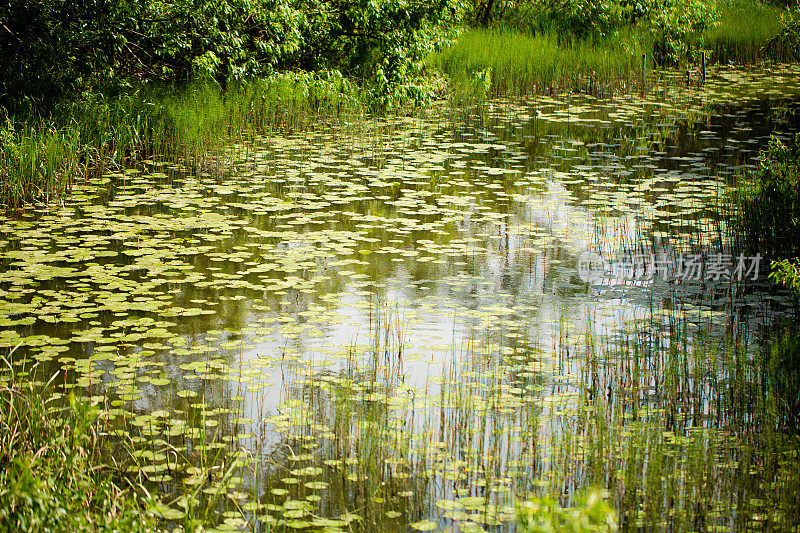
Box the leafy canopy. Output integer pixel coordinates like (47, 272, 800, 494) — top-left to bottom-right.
(0, 0, 461, 113)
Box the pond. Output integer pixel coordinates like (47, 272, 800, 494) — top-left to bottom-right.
(2, 65, 800, 531)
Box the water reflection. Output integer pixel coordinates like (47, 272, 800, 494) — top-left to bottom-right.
(2, 66, 800, 530)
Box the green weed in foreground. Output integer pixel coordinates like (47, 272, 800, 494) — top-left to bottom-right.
(0, 364, 156, 532)
(428, 27, 650, 100)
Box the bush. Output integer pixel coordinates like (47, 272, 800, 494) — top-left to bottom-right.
(736, 133, 800, 260)
(528, 0, 624, 41)
(0, 0, 461, 114)
(623, 0, 718, 63)
(765, 3, 800, 61)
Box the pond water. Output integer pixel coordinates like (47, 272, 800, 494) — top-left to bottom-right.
(3, 65, 800, 531)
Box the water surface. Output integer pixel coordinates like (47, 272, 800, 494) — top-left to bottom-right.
(3, 65, 800, 531)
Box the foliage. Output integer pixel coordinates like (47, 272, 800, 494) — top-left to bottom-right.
(0, 364, 156, 532)
(770, 258, 800, 293)
(428, 27, 649, 98)
(293, 0, 462, 108)
(472, 0, 624, 39)
(765, 2, 800, 61)
(524, 0, 624, 41)
(516, 489, 618, 532)
(465, 0, 717, 63)
(621, 0, 718, 63)
(0, 0, 460, 114)
(0, 0, 135, 115)
(735, 133, 800, 261)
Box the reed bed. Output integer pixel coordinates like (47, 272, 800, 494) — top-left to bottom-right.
(429, 28, 651, 101)
(0, 74, 363, 208)
(705, 0, 786, 63)
(4, 280, 800, 530)
(0, 357, 155, 531)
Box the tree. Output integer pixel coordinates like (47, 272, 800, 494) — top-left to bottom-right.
(0, 0, 460, 114)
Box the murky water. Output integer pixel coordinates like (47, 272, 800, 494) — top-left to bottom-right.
(3, 65, 800, 531)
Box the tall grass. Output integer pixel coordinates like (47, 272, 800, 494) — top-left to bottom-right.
(0, 358, 156, 531)
(0, 72, 363, 208)
(733, 133, 800, 261)
(705, 0, 786, 63)
(430, 2, 790, 102)
(429, 28, 651, 100)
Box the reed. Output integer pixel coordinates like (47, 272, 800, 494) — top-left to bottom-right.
(0, 355, 156, 531)
(429, 27, 651, 100)
(705, 0, 786, 63)
(0, 73, 364, 208)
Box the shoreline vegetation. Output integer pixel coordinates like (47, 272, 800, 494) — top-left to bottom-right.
(2, 0, 800, 531)
(1, 0, 799, 208)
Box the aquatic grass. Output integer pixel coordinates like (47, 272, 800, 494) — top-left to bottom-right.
(1, 74, 800, 531)
(0, 355, 157, 532)
(0, 346, 259, 530)
(252, 293, 800, 530)
(0, 121, 81, 206)
(432, 4, 790, 104)
(429, 28, 651, 100)
(704, 0, 786, 63)
(0, 73, 365, 208)
(733, 132, 800, 260)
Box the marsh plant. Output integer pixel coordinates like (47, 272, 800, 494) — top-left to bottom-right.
(0, 75, 364, 207)
(428, 28, 651, 99)
(707, 0, 787, 63)
(433, 0, 795, 102)
(0, 358, 156, 531)
(734, 132, 800, 294)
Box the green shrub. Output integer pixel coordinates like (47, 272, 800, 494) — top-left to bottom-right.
(526, 0, 625, 41)
(624, 0, 718, 63)
(467, 0, 716, 64)
(0, 0, 460, 114)
(765, 2, 800, 61)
